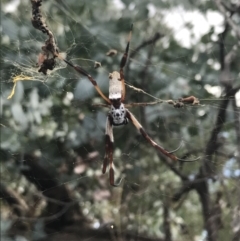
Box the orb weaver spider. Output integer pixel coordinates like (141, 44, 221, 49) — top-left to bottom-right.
(58, 25, 198, 186)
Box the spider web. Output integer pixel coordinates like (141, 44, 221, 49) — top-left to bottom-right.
(1, 1, 240, 241)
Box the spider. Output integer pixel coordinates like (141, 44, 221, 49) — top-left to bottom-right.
(59, 25, 198, 186)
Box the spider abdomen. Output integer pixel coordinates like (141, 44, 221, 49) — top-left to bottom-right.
(109, 71, 122, 99)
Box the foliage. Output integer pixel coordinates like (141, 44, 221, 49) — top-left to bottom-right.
(1, 0, 240, 241)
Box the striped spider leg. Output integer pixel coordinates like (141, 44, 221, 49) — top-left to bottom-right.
(125, 110, 198, 162)
(59, 25, 198, 187)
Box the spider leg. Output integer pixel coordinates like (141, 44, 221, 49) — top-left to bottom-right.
(59, 57, 111, 104)
(126, 110, 198, 162)
(168, 140, 183, 154)
(104, 116, 123, 187)
(119, 24, 133, 102)
(164, 141, 200, 161)
(125, 100, 163, 108)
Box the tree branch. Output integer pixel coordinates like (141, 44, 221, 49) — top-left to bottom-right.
(125, 32, 163, 78)
(214, 0, 240, 39)
(231, 92, 240, 241)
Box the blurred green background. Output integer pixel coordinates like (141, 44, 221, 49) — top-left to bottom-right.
(1, 0, 240, 241)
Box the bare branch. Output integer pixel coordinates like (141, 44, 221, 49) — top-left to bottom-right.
(31, 0, 59, 74)
(157, 153, 189, 181)
(163, 199, 172, 241)
(214, 0, 240, 39)
(125, 32, 163, 78)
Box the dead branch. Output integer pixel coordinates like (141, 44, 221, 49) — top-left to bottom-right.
(31, 0, 59, 74)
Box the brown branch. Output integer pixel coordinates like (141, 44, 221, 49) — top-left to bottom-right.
(218, 21, 230, 71)
(31, 0, 59, 74)
(172, 181, 195, 202)
(172, 43, 238, 241)
(233, 85, 240, 94)
(214, 0, 240, 39)
(201, 96, 230, 176)
(220, 45, 237, 88)
(130, 32, 164, 60)
(173, 178, 220, 241)
(221, 2, 240, 14)
(157, 153, 188, 181)
(195, 21, 239, 241)
(215, 150, 235, 159)
(125, 32, 163, 78)
(202, 43, 238, 177)
(163, 200, 172, 241)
